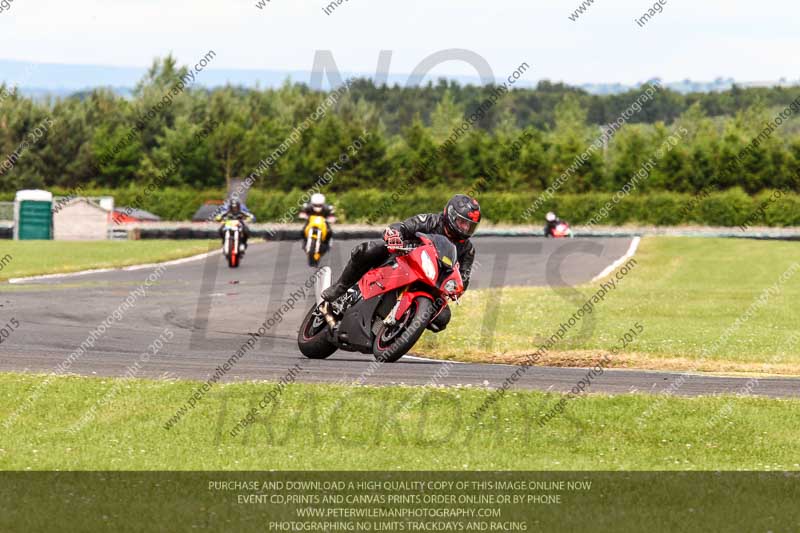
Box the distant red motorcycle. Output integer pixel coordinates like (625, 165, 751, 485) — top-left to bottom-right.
(298, 233, 463, 362)
(550, 221, 574, 238)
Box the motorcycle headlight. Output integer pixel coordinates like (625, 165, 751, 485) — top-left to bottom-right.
(444, 279, 457, 294)
(420, 250, 437, 281)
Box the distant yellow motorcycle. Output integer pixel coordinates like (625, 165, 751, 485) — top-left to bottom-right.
(303, 214, 329, 267)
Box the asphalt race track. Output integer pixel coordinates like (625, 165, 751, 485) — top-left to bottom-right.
(2, 237, 799, 398)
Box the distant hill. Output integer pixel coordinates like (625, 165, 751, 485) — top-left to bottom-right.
(2, 58, 798, 98)
(580, 77, 800, 95)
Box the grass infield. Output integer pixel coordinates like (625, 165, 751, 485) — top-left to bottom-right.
(0, 240, 214, 282)
(419, 237, 800, 374)
(2, 373, 799, 471)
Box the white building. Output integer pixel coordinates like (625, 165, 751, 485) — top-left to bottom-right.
(52, 197, 114, 240)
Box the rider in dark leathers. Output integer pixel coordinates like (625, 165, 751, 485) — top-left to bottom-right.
(215, 199, 255, 250)
(321, 194, 481, 332)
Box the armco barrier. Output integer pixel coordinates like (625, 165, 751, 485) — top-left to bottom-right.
(133, 225, 383, 241)
(129, 224, 800, 241)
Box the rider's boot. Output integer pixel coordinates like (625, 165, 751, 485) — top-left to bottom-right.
(321, 252, 364, 302)
(319, 261, 356, 328)
(319, 284, 345, 330)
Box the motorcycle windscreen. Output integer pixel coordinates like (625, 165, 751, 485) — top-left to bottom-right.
(417, 233, 457, 270)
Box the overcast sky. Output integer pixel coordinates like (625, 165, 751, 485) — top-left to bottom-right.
(1, 0, 797, 85)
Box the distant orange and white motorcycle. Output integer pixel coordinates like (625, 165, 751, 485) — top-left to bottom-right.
(221, 219, 244, 268)
(214, 200, 255, 268)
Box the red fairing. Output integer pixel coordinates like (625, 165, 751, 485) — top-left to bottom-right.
(358, 242, 439, 299)
(392, 263, 464, 321)
(358, 234, 465, 322)
(440, 268, 464, 295)
(393, 290, 436, 321)
(552, 222, 571, 238)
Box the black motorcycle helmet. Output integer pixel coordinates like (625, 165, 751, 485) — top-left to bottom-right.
(229, 199, 242, 215)
(443, 194, 481, 241)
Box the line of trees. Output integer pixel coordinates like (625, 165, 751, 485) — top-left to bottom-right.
(1, 55, 800, 196)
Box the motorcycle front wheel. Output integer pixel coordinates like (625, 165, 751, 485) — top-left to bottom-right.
(372, 297, 434, 363)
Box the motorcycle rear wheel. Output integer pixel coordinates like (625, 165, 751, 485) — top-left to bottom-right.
(372, 297, 433, 363)
(298, 305, 337, 359)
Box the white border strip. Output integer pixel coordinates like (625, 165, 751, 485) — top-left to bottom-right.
(404, 355, 467, 364)
(591, 236, 641, 282)
(8, 249, 221, 284)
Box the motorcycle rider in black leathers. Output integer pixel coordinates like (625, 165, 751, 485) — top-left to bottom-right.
(214, 199, 255, 250)
(298, 193, 336, 254)
(321, 194, 481, 332)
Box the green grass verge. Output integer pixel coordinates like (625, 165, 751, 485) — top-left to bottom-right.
(2, 373, 799, 471)
(0, 240, 214, 281)
(418, 237, 800, 373)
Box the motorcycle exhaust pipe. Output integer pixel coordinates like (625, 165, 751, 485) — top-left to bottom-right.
(315, 266, 332, 305)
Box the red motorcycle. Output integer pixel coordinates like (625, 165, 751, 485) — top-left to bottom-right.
(222, 219, 244, 268)
(550, 221, 574, 238)
(297, 233, 464, 362)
